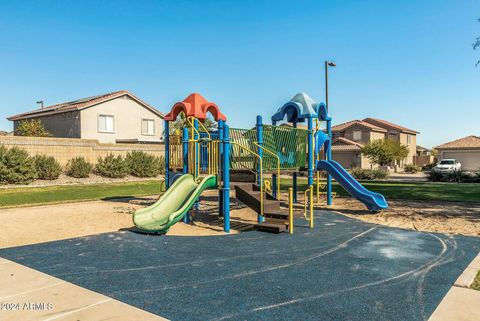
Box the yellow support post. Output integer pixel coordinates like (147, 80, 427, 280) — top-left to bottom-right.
(288, 187, 294, 234)
(309, 185, 314, 229)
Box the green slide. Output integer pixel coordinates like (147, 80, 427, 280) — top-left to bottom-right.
(132, 174, 217, 233)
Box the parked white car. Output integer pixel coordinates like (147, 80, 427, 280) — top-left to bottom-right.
(435, 159, 462, 172)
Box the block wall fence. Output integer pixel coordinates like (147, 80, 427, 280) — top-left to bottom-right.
(0, 136, 165, 165)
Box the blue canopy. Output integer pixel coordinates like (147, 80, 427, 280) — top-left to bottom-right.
(271, 93, 318, 123)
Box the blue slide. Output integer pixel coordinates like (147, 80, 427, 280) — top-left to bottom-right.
(316, 159, 388, 211)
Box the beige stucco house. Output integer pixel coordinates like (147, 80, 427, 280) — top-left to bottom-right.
(435, 135, 480, 171)
(331, 118, 419, 169)
(7, 90, 164, 144)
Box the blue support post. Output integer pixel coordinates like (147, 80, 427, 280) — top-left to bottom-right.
(293, 172, 298, 203)
(194, 119, 199, 179)
(222, 125, 231, 233)
(182, 127, 189, 223)
(218, 119, 224, 216)
(272, 173, 277, 199)
(293, 121, 297, 128)
(164, 120, 170, 190)
(272, 120, 277, 126)
(326, 119, 332, 205)
(307, 117, 314, 188)
(256, 115, 265, 223)
(193, 119, 199, 210)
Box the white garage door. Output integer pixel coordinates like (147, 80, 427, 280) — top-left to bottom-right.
(443, 150, 480, 171)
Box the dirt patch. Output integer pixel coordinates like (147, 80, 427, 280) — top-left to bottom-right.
(0, 191, 258, 249)
(324, 197, 480, 237)
(1, 189, 478, 249)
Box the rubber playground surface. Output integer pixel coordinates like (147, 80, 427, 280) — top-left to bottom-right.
(1, 211, 479, 321)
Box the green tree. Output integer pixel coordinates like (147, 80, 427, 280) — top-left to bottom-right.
(168, 112, 217, 136)
(361, 139, 409, 166)
(15, 119, 52, 137)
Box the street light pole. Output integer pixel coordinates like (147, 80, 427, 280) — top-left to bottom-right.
(325, 61, 336, 112)
(324, 60, 335, 206)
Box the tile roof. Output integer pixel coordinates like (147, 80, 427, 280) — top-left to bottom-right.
(331, 120, 387, 133)
(331, 137, 363, 151)
(434, 135, 480, 149)
(7, 90, 164, 121)
(416, 145, 431, 152)
(363, 118, 419, 134)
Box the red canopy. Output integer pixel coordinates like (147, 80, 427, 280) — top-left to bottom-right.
(164, 93, 226, 122)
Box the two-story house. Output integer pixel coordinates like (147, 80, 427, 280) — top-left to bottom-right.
(7, 90, 164, 144)
(331, 118, 419, 169)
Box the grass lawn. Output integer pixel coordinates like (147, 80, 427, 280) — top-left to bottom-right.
(1, 177, 479, 208)
(280, 178, 480, 203)
(471, 271, 480, 291)
(0, 180, 163, 208)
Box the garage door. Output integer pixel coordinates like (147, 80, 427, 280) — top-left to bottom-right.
(443, 151, 480, 171)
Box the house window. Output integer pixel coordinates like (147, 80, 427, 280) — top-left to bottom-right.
(98, 114, 114, 133)
(407, 134, 412, 145)
(353, 130, 362, 141)
(142, 119, 155, 135)
(388, 132, 398, 140)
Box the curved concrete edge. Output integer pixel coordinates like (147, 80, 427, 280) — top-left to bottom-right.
(429, 252, 480, 321)
(0, 258, 168, 321)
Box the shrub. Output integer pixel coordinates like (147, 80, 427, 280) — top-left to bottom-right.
(15, 119, 52, 137)
(371, 169, 389, 179)
(95, 154, 128, 178)
(66, 157, 93, 178)
(404, 164, 421, 173)
(350, 167, 389, 180)
(126, 151, 164, 177)
(421, 162, 437, 171)
(427, 169, 480, 183)
(33, 155, 62, 180)
(427, 169, 444, 182)
(0, 146, 37, 184)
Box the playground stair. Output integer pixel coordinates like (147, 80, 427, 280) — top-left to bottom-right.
(234, 183, 288, 233)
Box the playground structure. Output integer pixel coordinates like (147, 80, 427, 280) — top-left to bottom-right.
(133, 92, 388, 234)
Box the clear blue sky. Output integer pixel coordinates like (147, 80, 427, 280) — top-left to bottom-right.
(1, 0, 479, 148)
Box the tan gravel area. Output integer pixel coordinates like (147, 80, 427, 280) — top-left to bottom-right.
(325, 197, 480, 237)
(0, 191, 258, 249)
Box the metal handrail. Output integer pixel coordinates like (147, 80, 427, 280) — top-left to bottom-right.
(230, 141, 264, 217)
(253, 142, 281, 201)
(186, 116, 211, 141)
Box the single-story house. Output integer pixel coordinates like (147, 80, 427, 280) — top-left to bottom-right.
(434, 135, 480, 171)
(7, 90, 164, 144)
(331, 118, 419, 169)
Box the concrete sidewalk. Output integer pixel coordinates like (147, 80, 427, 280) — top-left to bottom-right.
(0, 257, 167, 321)
(429, 254, 480, 321)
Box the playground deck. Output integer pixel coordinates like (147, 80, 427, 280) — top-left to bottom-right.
(1, 211, 478, 321)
